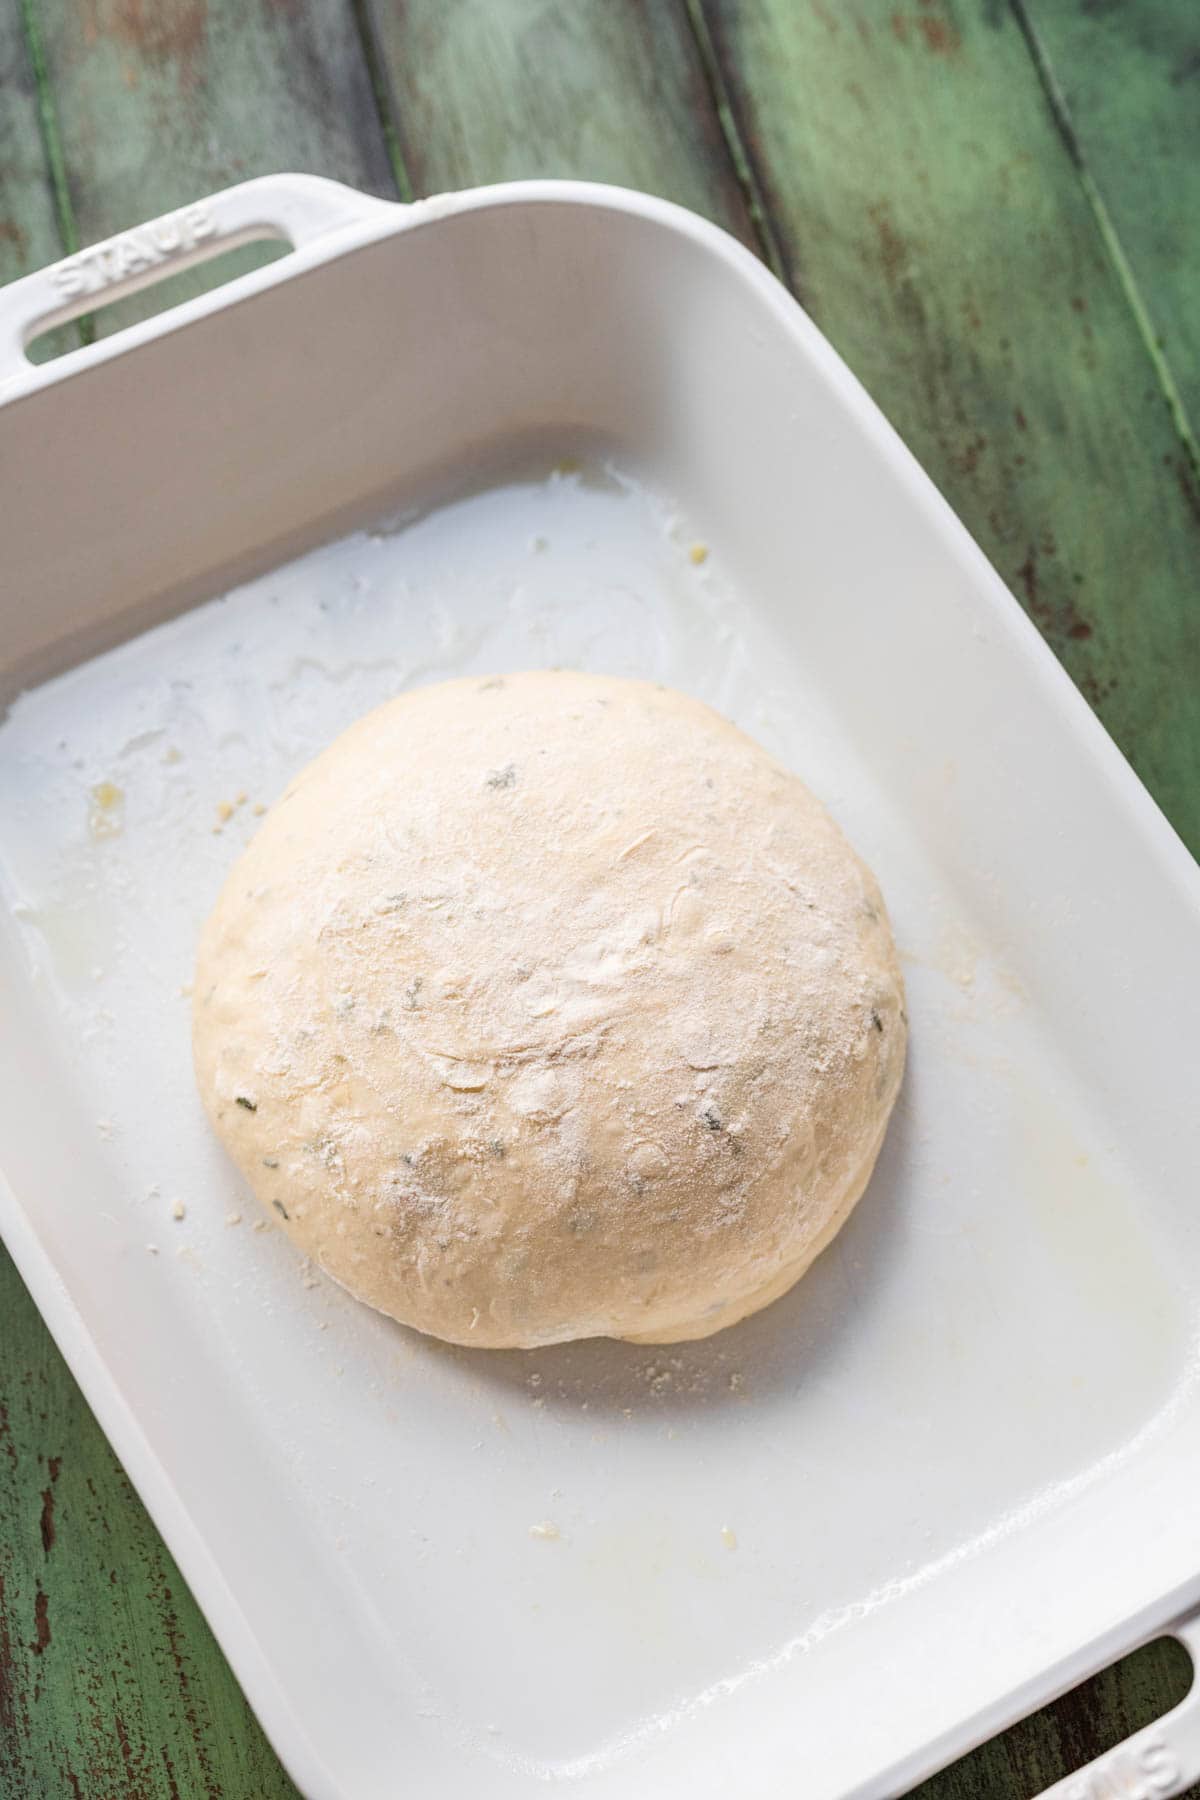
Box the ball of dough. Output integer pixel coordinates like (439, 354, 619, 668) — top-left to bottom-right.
(193, 672, 905, 1347)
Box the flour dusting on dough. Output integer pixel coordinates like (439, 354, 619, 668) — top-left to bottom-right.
(193, 673, 905, 1348)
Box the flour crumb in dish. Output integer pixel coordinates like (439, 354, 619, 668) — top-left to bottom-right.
(172, 1199, 186, 1221)
(529, 1521, 560, 1541)
(225, 1210, 242, 1226)
(214, 794, 252, 833)
(689, 542, 709, 566)
(721, 1525, 738, 1550)
(88, 780, 124, 840)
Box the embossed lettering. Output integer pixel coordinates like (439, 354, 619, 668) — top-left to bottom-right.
(1059, 1735, 1181, 1799)
(89, 246, 124, 285)
(184, 201, 216, 241)
(1137, 1735, 1180, 1791)
(49, 262, 87, 300)
(148, 219, 182, 254)
(1073, 1759, 1127, 1799)
(43, 202, 221, 305)
(114, 238, 150, 277)
(128, 229, 165, 270)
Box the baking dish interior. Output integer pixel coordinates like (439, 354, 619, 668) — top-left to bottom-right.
(2, 190, 1200, 1800)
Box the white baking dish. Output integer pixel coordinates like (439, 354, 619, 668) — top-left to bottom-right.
(2, 175, 1200, 1800)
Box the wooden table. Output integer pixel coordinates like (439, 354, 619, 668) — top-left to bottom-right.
(2, 3, 1198, 1795)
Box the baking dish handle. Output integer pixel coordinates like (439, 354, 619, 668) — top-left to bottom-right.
(1028, 1607, 1200, 1799)
(0, 173, 398, 380)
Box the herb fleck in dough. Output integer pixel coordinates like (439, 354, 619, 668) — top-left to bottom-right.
(193, 672, 906, 1347)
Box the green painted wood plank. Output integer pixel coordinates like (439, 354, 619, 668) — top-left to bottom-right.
(701, 0, 1200, 857)
(9, 4, 88, 367)
(27, 0, 401, 337)
(1020, 0, 1200, 466)
(363, 0, 760, 245)
(0, 5, 66, 280)
(0, 1242, 298, 1799)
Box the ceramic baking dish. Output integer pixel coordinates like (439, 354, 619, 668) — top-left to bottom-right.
(2, 175, 1199, 1800)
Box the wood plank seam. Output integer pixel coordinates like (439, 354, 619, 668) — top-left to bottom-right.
(685, 0, 825, 313)
(1010, 0, 1200, 485)
(347, 0, 416, 203)
(17, 0, 84, 348)
(681, 0, 788, 280)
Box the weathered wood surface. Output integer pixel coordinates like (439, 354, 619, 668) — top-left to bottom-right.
(0, 0, 78, 361)
(1, 1, 1199, 1796)
(0, 5, 63, 279)
(1023, 0, 1200, 457)
(0, 1249, 297, 1799)
(702, 0, 1200, 858)
(27, 0, 398, 335)
(364, 0, 761, 244)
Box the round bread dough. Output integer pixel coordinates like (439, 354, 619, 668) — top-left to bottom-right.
(193, 672, 905, 1347)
